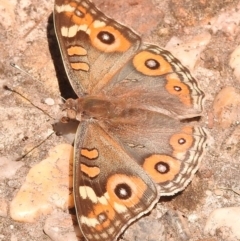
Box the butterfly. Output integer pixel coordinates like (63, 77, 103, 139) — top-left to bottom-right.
(53, 0, 208, 240)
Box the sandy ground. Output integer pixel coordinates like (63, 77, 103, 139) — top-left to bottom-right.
(1, 0, 240, 240)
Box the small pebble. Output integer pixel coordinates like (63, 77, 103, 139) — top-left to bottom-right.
(44, 97, 55, 106)
(188, 213, 199, 223)
(204, 207, 240, 239)
(205, 190, 212, 196)
(44, 212, 81, 241)
(212, 87, 240, 128)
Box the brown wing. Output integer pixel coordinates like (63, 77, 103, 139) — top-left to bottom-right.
(99, 107, 208, 196)
(103, 44, 205, 119)
(73, 121, 159, 241)
(54, 0, 141, 96)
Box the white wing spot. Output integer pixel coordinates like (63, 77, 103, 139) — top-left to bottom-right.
(79, 186, 110, 205)
(113, 202, 127, 213)
(79, 186, 98, 203)
(61, 26, 68, 37)
(93, 20, 106, 28)
(55, 4, 75, 13)
(81, 216, 99, 227)
(68, 25, 79, 37)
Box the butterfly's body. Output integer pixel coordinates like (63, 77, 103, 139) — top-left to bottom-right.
(54, 0, 208, 240)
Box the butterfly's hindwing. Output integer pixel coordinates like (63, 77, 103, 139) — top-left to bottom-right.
(73, 121, 159, 241)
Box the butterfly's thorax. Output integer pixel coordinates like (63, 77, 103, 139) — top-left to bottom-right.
(64, 96, 130, 121)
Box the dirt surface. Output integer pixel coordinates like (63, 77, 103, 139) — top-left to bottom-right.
(1, 0, 240, 241)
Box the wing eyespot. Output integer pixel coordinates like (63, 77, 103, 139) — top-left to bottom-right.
(155, 161, 170, 174)
(178, 138, 186, 145)
(174, 86, 182, 92)
(114, 183, 132, 200)
(97, 31, 115, 45)
(145, 58, 160, 70)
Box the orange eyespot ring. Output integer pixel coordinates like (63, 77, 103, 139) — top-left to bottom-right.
(143, 154, 181, 183)
(165, 73, 191, 106)
(106, 174, 147, 207)
(132, 51, 173, 76)
(170, 132, 193, 152)
(89, 26, 131, 52)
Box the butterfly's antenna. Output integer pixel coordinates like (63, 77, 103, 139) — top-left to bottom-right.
(10, 62, 67, 103)
(8, 62, 58, 120)
(15, 131, 55, 162)
(6, 63, 61, 161)
(10, 62, 45, 87)
(4, 85, 54, 120)
(11, 63, 67, 103)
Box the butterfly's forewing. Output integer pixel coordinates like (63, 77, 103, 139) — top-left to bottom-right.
(73, 121, 159, 241)
(54, 0, 141, 96)
(104, 44, 205, 119)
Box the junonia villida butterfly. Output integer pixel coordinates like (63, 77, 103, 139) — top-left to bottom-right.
(53, 0, 208, 240)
